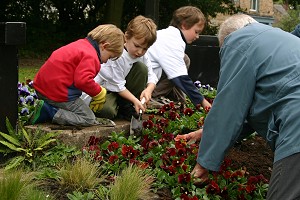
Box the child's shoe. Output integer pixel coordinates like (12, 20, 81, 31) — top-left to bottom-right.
(28, 100, 57, 125)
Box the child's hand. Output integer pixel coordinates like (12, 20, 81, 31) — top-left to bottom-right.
(133, 97, 146, 114)
(90, 87, 107, 112)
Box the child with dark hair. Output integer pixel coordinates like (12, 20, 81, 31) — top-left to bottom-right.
(147, 6, 211, 109)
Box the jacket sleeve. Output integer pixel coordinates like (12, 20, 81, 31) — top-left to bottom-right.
(197, 45, 256, 171)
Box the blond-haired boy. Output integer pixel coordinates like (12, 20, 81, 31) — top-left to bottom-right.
(30, 24, 124, 126)
(81, 15, 158, 121)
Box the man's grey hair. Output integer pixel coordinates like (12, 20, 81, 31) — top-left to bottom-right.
(218, 14, 258, 47)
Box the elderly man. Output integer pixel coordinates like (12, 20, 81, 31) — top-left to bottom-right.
(190, 14, 300, 200)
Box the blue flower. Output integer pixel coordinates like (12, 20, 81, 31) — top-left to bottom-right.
(194, 80, 201, 88)
(19, 86, 30, 96)
(19, 96, 25, 105)
(25, 95, 34, 105)
(20, 107, 29, 116)
(28, 80, 34, 88)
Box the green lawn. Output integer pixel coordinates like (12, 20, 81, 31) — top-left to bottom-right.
(18, 58, 44, 82)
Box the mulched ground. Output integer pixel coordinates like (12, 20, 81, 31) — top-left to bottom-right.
(227, 135, 273, 180)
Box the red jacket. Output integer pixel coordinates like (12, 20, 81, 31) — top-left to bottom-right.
(34, 38, 102, 102)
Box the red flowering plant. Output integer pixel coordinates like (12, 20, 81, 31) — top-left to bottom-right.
(82, 82, 269, 199)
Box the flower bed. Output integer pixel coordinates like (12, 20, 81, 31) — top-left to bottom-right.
(4, 80, 270, 199)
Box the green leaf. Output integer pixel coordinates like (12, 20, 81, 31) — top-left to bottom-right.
(5, 156, 25, 170)
(5, 117, 16, 136)
(0, 141, 21, 151)
(22, 128, 31, 145)
(101, 141, 110, 150)
(0, 132, 21, 146)
(35, 138, 56, 150)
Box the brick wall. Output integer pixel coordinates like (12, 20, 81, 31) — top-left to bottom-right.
(211, 0, 274, 27)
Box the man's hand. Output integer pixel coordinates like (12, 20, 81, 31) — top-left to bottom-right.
(191, 163, 209, 182)
(174, 129, 203, 142)
(90, 87, 107, 112)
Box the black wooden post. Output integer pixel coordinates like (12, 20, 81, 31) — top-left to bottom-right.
(186, 36, 220, 88)
(0, 22, 26, 132)
(145, 0, 160, 25)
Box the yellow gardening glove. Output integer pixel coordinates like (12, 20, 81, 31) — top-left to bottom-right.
(90, 87, 107, 112)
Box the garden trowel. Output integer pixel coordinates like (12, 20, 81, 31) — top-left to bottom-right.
(130, 97, 145, 136)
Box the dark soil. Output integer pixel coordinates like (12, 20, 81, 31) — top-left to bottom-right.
(227, 135, 273, 180)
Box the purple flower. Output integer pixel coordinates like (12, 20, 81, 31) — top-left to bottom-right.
(20, 107, 29, 116)
(19, 86, 30, 96)
(194, 80, 201, 88)
(19, 96, 25, 105)
(25, 95, 34, 105)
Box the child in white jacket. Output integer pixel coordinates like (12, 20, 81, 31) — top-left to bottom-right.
(147, 6, 211, 109)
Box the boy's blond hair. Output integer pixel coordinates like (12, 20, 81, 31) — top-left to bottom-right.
(170, 6, 206, 30)
(125, 15, 157, 48)
(88, 24, 124, 57)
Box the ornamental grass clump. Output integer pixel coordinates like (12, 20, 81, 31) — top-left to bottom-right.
(58, 157, 103, 192)
(109, 164, 154, 200)
(0, 169, 54, 200)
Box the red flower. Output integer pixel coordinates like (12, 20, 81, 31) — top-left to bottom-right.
(206, 180, 221, 195)
(247, 176, 259, 185)
(121, 145, 140, 159)
(162, 104, 170, 110)
(172, 157, 185, 167)
(143, 120, 154, 129)
(166, 147, 177, 156)
(147, 157, 154, 166)
(223, 170, 232, 179)
(178, 173, 191, 184)
(177, 148, 187, 158)
(87, 136, 100, 146)
(148, 114, 155, 120)
(89, 145, 99, 151)
(157, 118, 169, 127)
(204, 106, 211, 113)
(183, 108, 194, 116)
(245, 184, 256, 194)
(169, 110, 180, 120)
(162, 133, 174, 141)
(175, 140, 187, 149)
(182, 164, 188, 172)
(148, 140, 159, 149)
(108, 141, 119, 151)
(108, 155, 118, 163)
(158, 108, 166, 115)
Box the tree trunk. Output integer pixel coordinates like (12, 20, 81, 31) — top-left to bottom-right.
(104, 0, 125, 27)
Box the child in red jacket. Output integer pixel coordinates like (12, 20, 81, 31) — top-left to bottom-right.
(30, 24, 124, 126)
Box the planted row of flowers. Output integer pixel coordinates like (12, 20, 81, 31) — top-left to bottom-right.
(17, 80, 268, 199)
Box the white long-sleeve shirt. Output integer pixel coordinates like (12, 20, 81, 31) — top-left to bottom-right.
(147, 26, 188, 80)
(81, 48, 158, 105)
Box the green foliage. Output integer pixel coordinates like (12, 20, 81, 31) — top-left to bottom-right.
(0, 118, 59, 170)
(109, 164, 154, 200)
(58, 157, 103, 192)
(273, 7, 300, 32)
(19, 66, 40, 83)
(66, 191, 95, 200)
(1, 0, 239, 58)
(37, 142, 81, 168)
(0, 169, 55, 200)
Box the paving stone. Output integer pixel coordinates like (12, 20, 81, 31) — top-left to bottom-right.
(25, 118, 131, 148)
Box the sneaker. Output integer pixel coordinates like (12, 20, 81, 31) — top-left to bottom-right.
(117, 104, 139, 121)
(28, 99, 45, 125)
